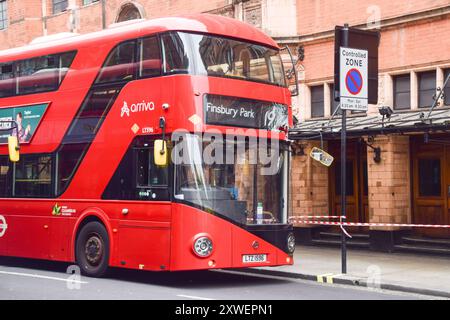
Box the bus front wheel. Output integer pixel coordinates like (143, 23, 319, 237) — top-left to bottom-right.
(76, 221, 110, 277)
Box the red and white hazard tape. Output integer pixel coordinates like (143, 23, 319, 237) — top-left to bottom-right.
(247, 218, 277, 223)
(288, 219, 450, 228)
(293, 215, 346, 219)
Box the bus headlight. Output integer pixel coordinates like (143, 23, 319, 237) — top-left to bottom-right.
(193, 235, 213, 258)
(287, 232, 296, 254)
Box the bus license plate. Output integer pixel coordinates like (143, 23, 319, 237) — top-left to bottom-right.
(242, 254, 267, 263)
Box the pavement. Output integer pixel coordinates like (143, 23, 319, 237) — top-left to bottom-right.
(0, 256, 436, 300)
(246, 245, 450, 298)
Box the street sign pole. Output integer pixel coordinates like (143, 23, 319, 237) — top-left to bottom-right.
(341, 24, 349, 275)
(334, 23, 378, 275)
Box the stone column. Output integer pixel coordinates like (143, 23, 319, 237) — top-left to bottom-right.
(291, 140, 330, 243)
(367, 135, 411, 251)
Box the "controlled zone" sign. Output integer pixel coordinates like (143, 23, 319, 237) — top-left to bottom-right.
(339, 47, 368, 111)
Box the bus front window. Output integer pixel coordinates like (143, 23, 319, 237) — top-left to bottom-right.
(174, 134, 288, 225)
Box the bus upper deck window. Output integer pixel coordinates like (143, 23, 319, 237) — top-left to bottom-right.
(0, 51, 75, 98)
(17, 55, 60, 95)
(190, 33, 286, 87)
(59, 51, 77, 80)
(0, 63, 14, 98)
(96, 40, 136, 84)
(139, 36, 161, 78)
(161, 33, 190, 74)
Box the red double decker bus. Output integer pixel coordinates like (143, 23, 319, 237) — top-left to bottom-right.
(0, 14, 295, 277)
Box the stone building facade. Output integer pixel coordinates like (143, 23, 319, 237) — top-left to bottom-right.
(287, 1, 450, 252)
(0, 0, 297, 49)
(0, 0, 449, 251)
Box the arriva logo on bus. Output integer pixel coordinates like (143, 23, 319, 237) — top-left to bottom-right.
(0, 215, 8, 238)
(120, 100, 155, 117)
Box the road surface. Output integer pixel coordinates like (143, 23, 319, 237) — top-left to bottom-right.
(0, 257, 438, 300)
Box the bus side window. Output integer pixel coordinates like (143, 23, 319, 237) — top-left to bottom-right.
(161, 33, 190, 74)
(58, 51, 77, 82)
(102, 138, 170, 201)
(139, 36, 161, 78)
(56, 142, 89, 195)
(96, 40, 136, 84)
(0, 156, 12, 197)
(17, 55, 60, 95)
(13, 154, 53, 198)
(0, 63, 14, 98)
(136, 147, 168, 187)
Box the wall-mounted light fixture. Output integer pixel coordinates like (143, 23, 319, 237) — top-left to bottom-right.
(297, 46, 305, 61)
(379, 106, 393, 128)
(361, 138, 381, 163)
(292, 143, 306, 156)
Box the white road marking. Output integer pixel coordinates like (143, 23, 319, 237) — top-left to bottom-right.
(177, 294, 214, 300)
(0, 270, 88, 284)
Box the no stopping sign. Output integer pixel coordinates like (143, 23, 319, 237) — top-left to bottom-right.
(339, 47, 368, 111)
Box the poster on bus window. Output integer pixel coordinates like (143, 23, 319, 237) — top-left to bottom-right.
(0, 103, 48, 144)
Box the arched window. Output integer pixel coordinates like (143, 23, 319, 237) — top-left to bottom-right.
(116, 3, 142, 22)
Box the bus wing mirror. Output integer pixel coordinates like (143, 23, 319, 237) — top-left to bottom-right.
(310, 147, 333, 167)
(8, 135, 20, 162)
(281, 46, 299, 97)
(154, 139, 168, 167)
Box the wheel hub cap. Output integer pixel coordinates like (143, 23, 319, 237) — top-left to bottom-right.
(85, 235, 103, 266)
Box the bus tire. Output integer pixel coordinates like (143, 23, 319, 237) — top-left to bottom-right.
(75, 221, 110, 278)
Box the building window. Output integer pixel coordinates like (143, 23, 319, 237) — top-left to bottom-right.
(418, 71, 436, 108)
(329, 83, 341, 116)
(116, 3, 142, 22)
(53, 0, 68, 14)
(0, 0, 7, 30)
(418, 159, 441, 197)
(310, 85, 324, 118)
(393, 74, 410, 110)
(444, 69, 450, 106)
(83, 0, 99, 5)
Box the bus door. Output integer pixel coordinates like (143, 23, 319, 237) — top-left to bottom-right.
(4, 155, 53, 259)
(104, 136, 171, 270)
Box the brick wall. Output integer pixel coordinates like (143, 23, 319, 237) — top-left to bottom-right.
(0, 0, 232, 49)
(297, 11, 450, 121)
(296, 0, 449, 36)
(300, 15, 450, 83)
(367, 135, 411, 230)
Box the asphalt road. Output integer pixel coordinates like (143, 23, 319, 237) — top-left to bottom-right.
(0, 257, 437, 300)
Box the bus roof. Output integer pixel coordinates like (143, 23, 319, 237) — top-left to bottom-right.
(0, 14, 280, 62)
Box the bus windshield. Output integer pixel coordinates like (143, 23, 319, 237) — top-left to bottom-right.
(161, 32, 286, 87)
(173, 134, 289, 225)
